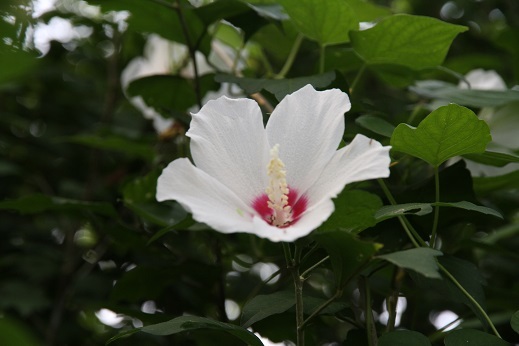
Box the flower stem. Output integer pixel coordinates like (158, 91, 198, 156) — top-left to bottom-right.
(349, 63, 366, 95)
(284, 243, 305, 346)
(438, 262, 502, 338)
(430, 166, 440, 248)
(319, 44, 326, 74)
(275, 34, 304, 79)
(359, 276, 377, 346)
(300, 255, 329, 280)
(377, 179, 427, 247)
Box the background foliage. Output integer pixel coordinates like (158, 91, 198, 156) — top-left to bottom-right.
(1, 0, 519, 345)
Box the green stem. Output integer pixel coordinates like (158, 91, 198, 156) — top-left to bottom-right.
(319, 44, 326, 74)
(300, 288, 342, 329)
(349, 63, 366, 94)
(284, 243, 304, 346)
(438, 263, 501, 338)
(300, 255, 329, 280)
(430, 166, 440, 248)
(360, 276, 377, 346)
(378, 179, 427, 247)
(275, 34, 304, 79)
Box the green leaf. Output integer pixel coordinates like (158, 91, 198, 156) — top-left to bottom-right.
(279, 0, 357, 45)
(410, 80, 519, 107)
(379, 330, 431, 346)
(435, 201, 502, 219)
(127, 74, 219, 116)
(463, 151, 519, 167)
(350, 14, 467, 70)
(318, 190, 383, 233)
(374, 201, 502, 221)
(0, 194, 116, 216)
(303, 296, 348, 316)
(61, 134, 154, 160)
(375, 203, 433, 221)
(355, 115, 395, 137)
(511, 310, 519, 334)
(314, 231, 381, 286)
(444, 329, 509, 346)
(123, 171, 187, 227)
(215, 71, 336, 101)
(241, 291, 294, 328)
(390, 104, 491, 167)
(108, 316, 263, 346)
(0, 317, 39, 346)
(378, 248, 443, 279)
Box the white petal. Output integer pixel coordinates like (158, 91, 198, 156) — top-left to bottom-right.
(251, 199, 335, 242)
(266, 85, 351, 192)
(306, 134, 391, 205)
(188, 96, 270, 205)
(156, 158, 255, 234)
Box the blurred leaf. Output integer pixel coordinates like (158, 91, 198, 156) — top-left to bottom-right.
(511, 310, 519, 334)
(88, 0, 208, 53)
(194, 0, 249, 25)
(463, 151, 519, 167)
(444, 329, 509, 346)
(279, 0, 357, 45)
(411, 80, 519, 107)
(379, 330, 431, 346)
(378, 248, 442, 279)
(303, 296, 348, 316)
(314, 231, 381, 286)
(350, 14, 467, 70)
(0, 317, 39, 346)
(108, 316, 263, 345)
(146, 215, 195, 245)
(435, 201, 502, 219)
(391, 104, 491, 167)
(241, 291, 294, 328)
(62, 134, 154, 160)
(318, 190, 383, 233)
(123, 171, 187, 227)
(0, 194, 116, 216)
(0, 47, 38, 84)
(355, 115, 395, 137)
(473, 170, 519, 194)
(215, 71, 336, 100)
(111, 266, 178, 302)
(127, 74, 219, 116)
(347, 0, 391, 22)
(0, 281, 51, 316)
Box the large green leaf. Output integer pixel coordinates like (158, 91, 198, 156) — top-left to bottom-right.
(379, 330, 431, 346)
(390, 104, 491, 167)
(241, 291, 294, 328)
(0, 194, 116, 216)
(215, 71, 336, 100)
(350, 14, 467, 70)
(378, 248, 443, 279)
(318, 190, 382, 233)
(279, 0, 357, 45)
(108, 316, 263, 345)
(444, 329, 509, 346)
(411, 80, 519, 107)
(314, 231, 381, 286)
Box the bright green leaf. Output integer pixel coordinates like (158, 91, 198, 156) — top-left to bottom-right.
(379, 330, 431, 346)
(215, 71, 336, 101)
(314, 231, 381, 286)
(279, 0, 357, 45)
(108, 316, 263, 345)
(241, 291, 294, 328)
(378, 248, 443, 279)
(511, 310, 519, 334)
(355, 115, 395, 137)
(318, 190, 383, 233)
(0, 194, 116, 216)
(350, 14, 467, 70)
(390, 104, 491, 167)
(444, 329, 509, 346)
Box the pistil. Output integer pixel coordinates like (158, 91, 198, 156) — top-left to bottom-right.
(266, 144, 292, 226)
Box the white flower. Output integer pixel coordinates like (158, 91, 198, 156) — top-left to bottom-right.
(156, 85, 391, 242)
(458, 69, 507, 91)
